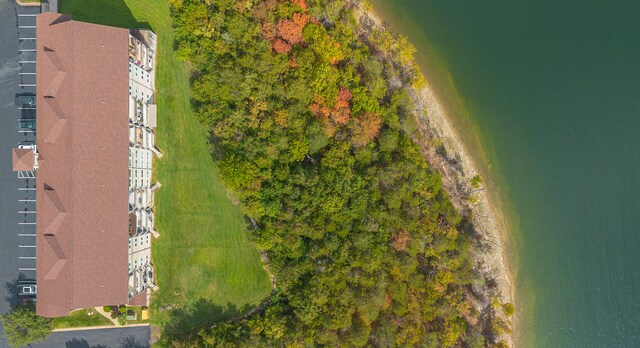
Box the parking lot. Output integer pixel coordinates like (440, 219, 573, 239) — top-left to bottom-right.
(0, 1, 40, 346)
(13, 0, 39, 286)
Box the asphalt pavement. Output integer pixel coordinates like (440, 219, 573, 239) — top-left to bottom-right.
(31, 326, 151, 348)
(0, 0, 39, 346)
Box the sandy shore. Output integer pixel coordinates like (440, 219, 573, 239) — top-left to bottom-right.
(411, 84, 516, 346)
(354, 3, 515, 346)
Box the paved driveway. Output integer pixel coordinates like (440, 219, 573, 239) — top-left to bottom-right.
(0, 0, 40, 346)
(31, 327, 151, 348)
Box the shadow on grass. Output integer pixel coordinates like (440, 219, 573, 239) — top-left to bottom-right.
(59, 0, 153, 32)
(160, 299, 251, 344)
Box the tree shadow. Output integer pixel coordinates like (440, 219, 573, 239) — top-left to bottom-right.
(161, 299, 251, 343)
(64, 335, 147, 348)
(119, 335, 148, 348)
(5, 273, 35, 310)
(64, 338, 108, 348)
(60, 0, 153, 32)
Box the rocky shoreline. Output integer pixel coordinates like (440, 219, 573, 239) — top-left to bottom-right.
(353, 3, 516, 346)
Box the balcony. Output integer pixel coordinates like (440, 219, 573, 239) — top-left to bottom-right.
(128, 263, 155, 299)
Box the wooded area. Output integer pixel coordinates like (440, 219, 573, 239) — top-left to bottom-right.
(167, 0, 511, 346)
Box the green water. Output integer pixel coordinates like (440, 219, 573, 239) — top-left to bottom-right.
(371, 0, 640, 346)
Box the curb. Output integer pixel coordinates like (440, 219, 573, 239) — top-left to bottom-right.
(15, 0, 40, 7)
(53, 323, 150, 332)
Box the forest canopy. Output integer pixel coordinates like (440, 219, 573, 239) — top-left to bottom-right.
(166, 0, 508, 346)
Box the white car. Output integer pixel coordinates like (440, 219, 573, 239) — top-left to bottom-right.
(18, 144, 36, 150)
(20, 285, 37, 295)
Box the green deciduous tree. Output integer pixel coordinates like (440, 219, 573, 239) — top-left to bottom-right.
(1, 304, 53, 347)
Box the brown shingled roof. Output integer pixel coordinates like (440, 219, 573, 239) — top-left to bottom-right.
(128, 289, 148, 306)
(36, 13, 130, 318)
(12, 148, 34, 171)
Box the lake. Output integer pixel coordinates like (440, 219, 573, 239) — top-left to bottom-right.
(371, 0, 640, 346)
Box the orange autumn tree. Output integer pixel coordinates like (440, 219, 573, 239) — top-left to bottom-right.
(273, 39, 292, 54)
(310, 87, 353, 136)
(277, 18, 305, 46)
(291, 0, 307, 11)
(351, 111, 382, 147)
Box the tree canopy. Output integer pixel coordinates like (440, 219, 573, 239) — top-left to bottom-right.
(166, 0, 506, 346)
(1, 303, 53, 348)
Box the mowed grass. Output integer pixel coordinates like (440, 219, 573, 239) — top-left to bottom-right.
(52, 309, 114, 329)
(59, 0, 271, 323)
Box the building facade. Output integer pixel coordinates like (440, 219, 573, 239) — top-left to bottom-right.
(127, 29, 159, 304)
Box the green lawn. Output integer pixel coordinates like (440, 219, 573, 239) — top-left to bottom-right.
(126, 306, 150, 325)
(52, 309, 113, 329)
(59, 0, 271, 324)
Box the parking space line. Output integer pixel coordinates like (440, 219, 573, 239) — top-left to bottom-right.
(19, 84, 36, 87)
(19, 256, 37, 259)
(18, 26, 36, 29)
(19, 199, 36, 202)
(19, 234, 36, 237)
(18, 107, 36, 109)
(18, 211, 36, 214)
(19, 38, 36, 40)
(18, 223, 36, 225)
(19, 245, 36, 248)
(19, 268, 36, 271)
(19, 72, 36, 74)
(18, 188, 36, 191)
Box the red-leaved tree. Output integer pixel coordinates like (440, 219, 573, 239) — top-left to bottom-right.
(277, 19, 304, 45)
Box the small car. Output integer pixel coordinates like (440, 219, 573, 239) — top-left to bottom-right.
(15, 94, 35, 107)
(20, 285, 37, 295)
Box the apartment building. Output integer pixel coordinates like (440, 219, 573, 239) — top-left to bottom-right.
(21, 13, 161, 317)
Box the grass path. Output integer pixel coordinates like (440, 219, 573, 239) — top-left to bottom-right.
(59, 0, 271, 323)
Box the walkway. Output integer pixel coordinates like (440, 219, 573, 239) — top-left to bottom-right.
(93, 307, 121, 326)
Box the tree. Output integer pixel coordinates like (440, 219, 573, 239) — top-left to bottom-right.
(277, 19, 304, 45)
(503, 302, 515, 316)
(273, 39, 292, 54)
(471, 174, 483, 189)
(1, 304, 53, 347)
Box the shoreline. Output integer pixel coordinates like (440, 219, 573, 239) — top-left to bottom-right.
(354, 3, 516, 345)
